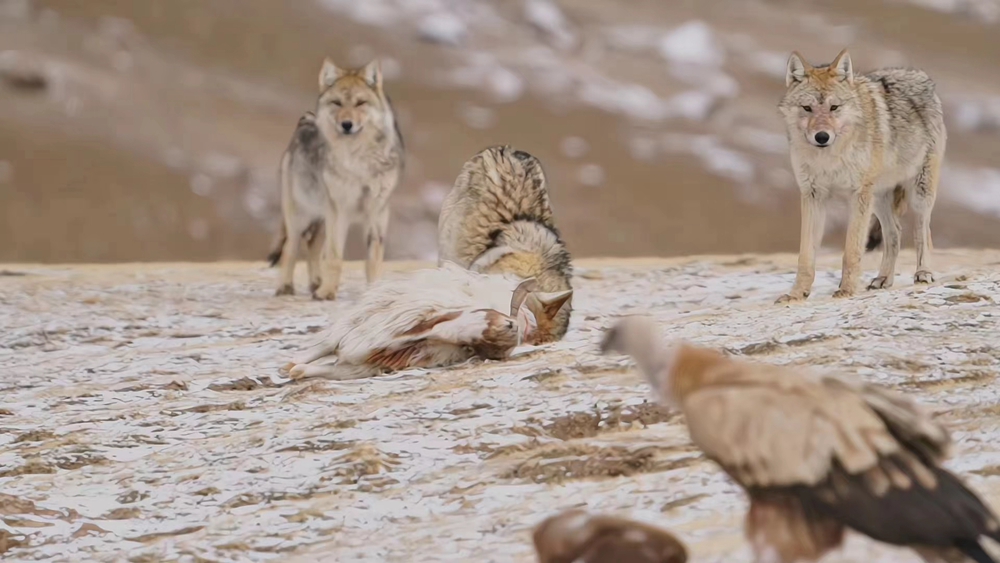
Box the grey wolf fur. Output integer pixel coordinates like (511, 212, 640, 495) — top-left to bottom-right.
(268, 58, 404, 299)
(777, 49, 946, 303)
(437, 145, 573, 342)
(268, 111, 327, 295)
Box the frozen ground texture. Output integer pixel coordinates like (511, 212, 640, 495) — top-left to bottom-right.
(2, 250, 1000, 562)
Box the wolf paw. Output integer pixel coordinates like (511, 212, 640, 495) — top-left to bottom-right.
(867, 276, 892, 290)
(275, 284, 294, 297)
(832, 288, 855, 299)
(914, 270, 934, 284)
(775, 292, 807, 304)
(309, 280, 321, 293)
(312, 285, 338, 301)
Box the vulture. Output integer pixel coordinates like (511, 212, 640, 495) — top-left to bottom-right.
(600, 315, 1000, 563)
(533, 508, 688, 563)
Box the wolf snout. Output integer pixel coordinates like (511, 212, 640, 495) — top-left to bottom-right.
(813, 131, 831, 146)
(340, 120, 354, 134)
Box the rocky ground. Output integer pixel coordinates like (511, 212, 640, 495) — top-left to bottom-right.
(2, 250, 1000, 561)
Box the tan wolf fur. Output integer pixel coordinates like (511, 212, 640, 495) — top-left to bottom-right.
(776, 48, 946, 303)
(437, 145, 573, 342)
(268, 58, 404, 299)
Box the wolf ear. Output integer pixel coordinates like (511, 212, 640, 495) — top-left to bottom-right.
(528, 289, 573, 319)
(319, 58, 343, 91)
(831, 48, 853, 83)
(785, 51, 810, 87)
(510, 278, 540, 317)
(362, 59, 384, 91)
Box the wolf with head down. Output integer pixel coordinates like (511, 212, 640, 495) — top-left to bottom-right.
(437, 145, 574, 343)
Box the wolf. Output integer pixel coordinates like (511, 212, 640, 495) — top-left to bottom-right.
(267, 58, 404, 299)
(437, 145, 574, 342)
(776, 48, 946, 303)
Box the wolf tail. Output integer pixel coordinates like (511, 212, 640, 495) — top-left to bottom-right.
(266, 217, 286, 267)
(865, 185, 907, 252)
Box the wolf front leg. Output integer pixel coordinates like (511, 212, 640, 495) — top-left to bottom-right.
(313, 201, 350, 301)
(833, 183, 875, 298)
(364, 203, 390, 285)
(776, 190, 827, 304)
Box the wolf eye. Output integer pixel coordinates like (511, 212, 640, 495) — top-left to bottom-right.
(355, 100, 367, 107)
(830, 105, 840, 111)
(802, 105, 812, 112)
(332, 100, 342, 107)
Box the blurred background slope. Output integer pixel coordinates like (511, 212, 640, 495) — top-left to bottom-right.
(1, 0, 999, 263)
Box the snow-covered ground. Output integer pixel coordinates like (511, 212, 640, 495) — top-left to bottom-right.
(3, 250, 1000, 561)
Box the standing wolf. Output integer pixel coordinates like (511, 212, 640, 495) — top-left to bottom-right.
(437, 145, 573, 343)
(776, 49, 946, 303)
(268, 58, 404, 299)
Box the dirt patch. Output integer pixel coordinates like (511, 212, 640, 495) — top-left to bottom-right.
(117, 380, 189, 393)
(902, 370, 997, 391)
(661, 493, 710, 513)
(325, 443, 402, 486)
(0, 529, 28, 556)
(208, 377, 279, 392)
(13, 430, 56, 443)
(163, 401, 246, 415)
(502, 444, 702, 484)
(223, 489, 322, 509)
(126, 526, 205, 543)
(944, 293, 994, 304)
(102, 507, 142, 520)
(53, 449, 108, 470)
(0, 460, 57, 478)
(277, 439, 356, 453)
(728, 334, 836, 356)
(512, 401, 676, 441)
(116, 490, 148, 504)
(883, 357, 933, 373)
(0, 494, 67, 519)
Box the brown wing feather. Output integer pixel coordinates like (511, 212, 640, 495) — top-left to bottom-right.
(787, 454, 1000, 549)
(745, 492, 845, 562)
(684, 364, 998, 553)
(682, 380, 893, 488)
(823, 375, 951, 464)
